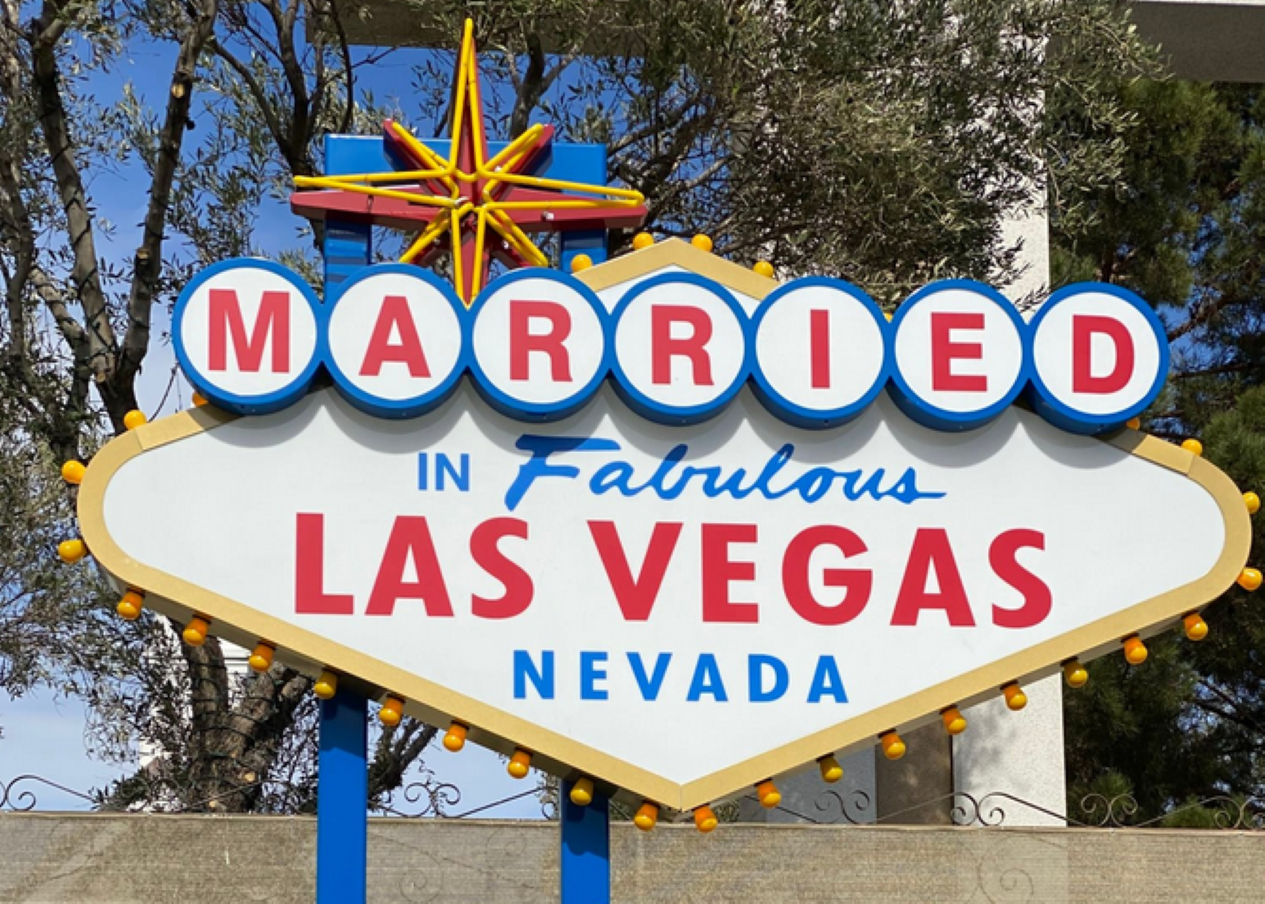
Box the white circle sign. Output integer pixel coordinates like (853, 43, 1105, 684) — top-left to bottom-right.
(174, 259, 321, 414)
(611, 274, 749, 423)
(890, 281, 1027, 429)
(752, 279, 889, 426)
(324, 266, 466, 417)
(470, 270, 609, 418)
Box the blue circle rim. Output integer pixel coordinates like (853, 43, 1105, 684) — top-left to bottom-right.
(608, 271, 753, 423)
(172, 258, 324, 413)
(749, 276, 891, 427)
(1027, 281, 1170, 428)
(887, 278, 1032, 428)
(465, 268, 612, 420)
(318, 263, 470, 418)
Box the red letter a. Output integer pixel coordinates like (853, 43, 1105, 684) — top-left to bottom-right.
(361, 295, 431, 377)
(891, 528, 976, 627)
(366, 516, 454, 617)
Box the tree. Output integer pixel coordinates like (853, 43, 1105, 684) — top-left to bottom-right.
(0, 0, 1157, 811)
(1054, 80, 1265, 821)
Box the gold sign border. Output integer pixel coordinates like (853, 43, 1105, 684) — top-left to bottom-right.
(76, 244, 1252, 811)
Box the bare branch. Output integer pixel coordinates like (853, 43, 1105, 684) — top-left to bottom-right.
(116, 0, 219, 411)
(28, 0, 116, 388)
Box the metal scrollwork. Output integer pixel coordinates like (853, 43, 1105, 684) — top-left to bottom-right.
(0, 774, 94, 812)
(809, 787, 875, 825)
(1079, 792, 1140, 827)
(1077, 792, 1265, 830)
(374, 772, 462, 818)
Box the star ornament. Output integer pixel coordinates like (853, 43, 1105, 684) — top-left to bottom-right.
(291, 19, 647, 303)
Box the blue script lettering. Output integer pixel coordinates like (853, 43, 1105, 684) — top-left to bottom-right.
(505, 436, 945, 511)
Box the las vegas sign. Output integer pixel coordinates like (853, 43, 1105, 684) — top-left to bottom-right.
(71, 237, 1252, 817)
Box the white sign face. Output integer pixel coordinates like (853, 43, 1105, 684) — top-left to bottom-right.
(80, 383, 1247, 808)
(98, 243, 1244, 810)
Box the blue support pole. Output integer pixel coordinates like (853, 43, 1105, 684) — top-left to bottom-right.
(561, 781, 611, 904)
(316, 134, 374, 904)
(317, 691, 368, 904)
(557, 148, 612, 904)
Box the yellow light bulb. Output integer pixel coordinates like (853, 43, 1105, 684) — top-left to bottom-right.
(57, 539, 87, 563)
(941, 706, 967, 735)
(691, 234, 713, 252)
(880, 730, 906, 760)
(508, 749, 532, 779)
(443, 722, 468, 752)
(116, 590, 144, 621)
(569, 254, 592, 273)
(1245, 492, 1261, 515)
(693, 805, 718, 833)
(632, 232, 654, 250)
(1126, 417, 1142, 430)
(248, 642, 275, 673)
(192, 392, 208, 408)
(123, 410, 148, 431)
(379, 695, 404, 727)
(182, 616, 210, 647)
(1239, 568, 1263, 591)
(818, 755, 843, 784)
(1063, 659, 1089, 688)
(569, 778, 594, 807)
(1123, 635, 1148, 665)
(634, 802, 659, 831)
(1181, 438, 1203, 456)
(1002, 683, 1027, 711)
(1183, 613, 1208, 642)
(753, 260, 775, 279)
(61, 461, 86, 485)
(314, 670, 338, 700)
(756, 779, 781, 809)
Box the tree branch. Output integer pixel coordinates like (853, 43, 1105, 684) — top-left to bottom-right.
(28, 0, 116, 391)
(115, 0, 219, 414)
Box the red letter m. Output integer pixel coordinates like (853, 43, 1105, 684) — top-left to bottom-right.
(208, 288, 291, 373)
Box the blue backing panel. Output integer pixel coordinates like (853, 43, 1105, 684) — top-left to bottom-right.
(324, 135, 377, 300)
(317, 691, 368, 904)
(561, 781, 612, 904)
(324, 220, 373, 300)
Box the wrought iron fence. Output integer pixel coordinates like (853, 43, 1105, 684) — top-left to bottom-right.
(756, 788, 1265, 830)
(0, 774, 95, 812)
(5, 770, 1264, 830)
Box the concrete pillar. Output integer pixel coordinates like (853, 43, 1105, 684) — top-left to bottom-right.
(876, 723, 954, 825)
(945, 192, 1067, 829)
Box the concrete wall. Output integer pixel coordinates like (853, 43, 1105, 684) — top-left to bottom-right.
(3, 813, 1264, 903)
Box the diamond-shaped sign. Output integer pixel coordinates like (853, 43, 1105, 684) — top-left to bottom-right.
(76, 242, 1250, 811)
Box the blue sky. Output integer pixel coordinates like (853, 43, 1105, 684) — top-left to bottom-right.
(2, 25, 561, 820)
